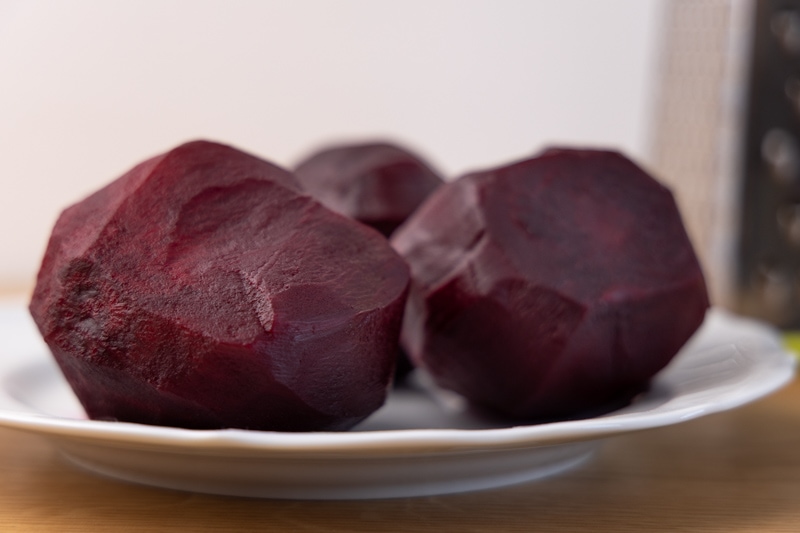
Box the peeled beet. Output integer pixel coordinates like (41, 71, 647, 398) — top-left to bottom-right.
(294, 141, 444, 237)
(295, 141, 444, 382)
(29, 140, 410, 431)
(391, 148, 710, 421)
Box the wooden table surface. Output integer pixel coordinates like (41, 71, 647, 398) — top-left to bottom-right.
(1, 287, 799, 532)
(0, 372, 796, 532)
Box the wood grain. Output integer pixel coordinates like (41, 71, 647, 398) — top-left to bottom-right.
(0, 378, 798, 532)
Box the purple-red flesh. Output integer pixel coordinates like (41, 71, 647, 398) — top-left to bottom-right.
(391, 148, 710, 421)
(294, 141, 444, 381)
(294, 141, 444, 237)
(29, 140, 410, 431)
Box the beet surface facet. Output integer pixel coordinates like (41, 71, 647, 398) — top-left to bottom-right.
(294, 141, 444, 237)
(29, 140, 410, 431)
(391, 148, 710, 421)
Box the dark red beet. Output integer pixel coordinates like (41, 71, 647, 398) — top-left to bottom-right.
(391, 148, 710, 421)
(294, 141, 443, 382)
(29, 140, 409, 431)
(294, 142, 444, 237)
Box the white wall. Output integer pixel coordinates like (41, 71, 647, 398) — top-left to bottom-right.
(0, 0, 664, 289)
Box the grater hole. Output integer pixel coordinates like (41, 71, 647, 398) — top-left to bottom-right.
(776, 203, 800, 246)
(772, 10, 800, 54)
(762, 129, 800, 184)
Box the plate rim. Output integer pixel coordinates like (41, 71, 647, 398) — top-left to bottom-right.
(0, 305, 795, 456)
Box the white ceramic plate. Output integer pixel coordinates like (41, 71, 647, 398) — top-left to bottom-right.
(0, 301, 794, 500)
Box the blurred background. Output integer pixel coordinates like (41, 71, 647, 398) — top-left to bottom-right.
(1, 0, 794, 326)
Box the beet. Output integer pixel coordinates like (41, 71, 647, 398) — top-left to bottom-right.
(391, 148, 710, 421)
(29, 140, 410, 431)
(294, 141, 444, 382)
(294, 141, 444, 237)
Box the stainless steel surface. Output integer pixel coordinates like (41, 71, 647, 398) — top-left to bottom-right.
(737, 0, 800, 327)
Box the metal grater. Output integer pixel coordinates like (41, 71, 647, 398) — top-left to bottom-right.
(650, 0, 800, 328)
(737, 0, 800, 327)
